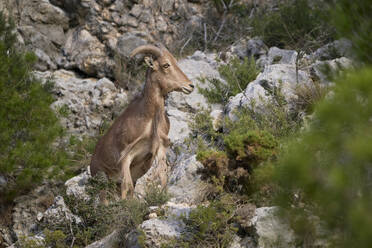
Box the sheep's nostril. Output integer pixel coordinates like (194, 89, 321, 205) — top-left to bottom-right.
(189, 84, 195, 88)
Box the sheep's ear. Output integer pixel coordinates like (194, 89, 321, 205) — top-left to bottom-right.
(144, 56, 158, 70)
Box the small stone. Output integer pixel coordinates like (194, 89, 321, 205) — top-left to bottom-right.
(156, 16, 168, 32)
(149, 213, 157, 219)
(149, 206, 159, 211)
(130, 4, 143, 17)
(127, 16, 139, 27)
(210, 109, 223, 131)
(36, 212, 43, 222)
(140, 10, 152, 23)
(0, 175, 7, 189)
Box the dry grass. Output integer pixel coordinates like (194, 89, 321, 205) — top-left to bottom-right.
(293, 80, 330, 114)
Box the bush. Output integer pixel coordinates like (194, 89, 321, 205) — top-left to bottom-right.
(198, 57, 259, 105)
(163, 195, 237, 248)
(224, 129, 278, 168)
(195, 85, 303, 197)
(44, 229, 67, 248)
(174, 1, 252, 54)
(272, 67, 372, 247)
(0, 12, 69, 202)
(250, 0, 334, 52)
(189, 108, 221, 145)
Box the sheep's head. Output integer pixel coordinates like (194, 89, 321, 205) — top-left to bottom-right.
(131, 45, 194, 95)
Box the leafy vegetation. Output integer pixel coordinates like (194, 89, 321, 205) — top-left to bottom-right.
(249, 0, 334, 52)
(270, 67, 372, 247)
(0, 12, 70, 202)
(162, 195, 238, 248)
(198, 57, 259, 105)
(192, 84, 302, 205)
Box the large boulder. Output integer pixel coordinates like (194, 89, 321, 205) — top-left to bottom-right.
(35, 70, 127, 137)
(310, 38, 353, 61)
(63, 29, 112, 77)
(41, 196, 82, 227)
(168, 51, 223, 112)
(251, 207, 295, 248)
(116, 32, 147, 59)
(166, 51, 224, 145)
(126, 219, 185, 248)
(167, 108, 192, 143)
(309, 57, 354, 84)
(226, 64, 312, 119)
(65, 168, 91, 201)
(18, 25, 62, 71)
(15, 0, 70, 70)
(167, 155, 206, 204)
(230, 37, 268, 60)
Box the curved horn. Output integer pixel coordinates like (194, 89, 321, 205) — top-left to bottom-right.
(130, 45, 162, 58)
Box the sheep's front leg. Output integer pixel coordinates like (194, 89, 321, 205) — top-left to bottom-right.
(120, 156, 134, 199)
(156, 145, 169, 188)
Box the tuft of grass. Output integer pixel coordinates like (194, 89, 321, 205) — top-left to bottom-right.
(198, 57, 259, 105)
(293, 80, 330, 114)
(143, 183, 171, 207)
(57, 104, 70, 118)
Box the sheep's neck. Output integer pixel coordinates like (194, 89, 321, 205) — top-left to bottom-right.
(143, 77, 165, 117)
(143, 75, 166, 147)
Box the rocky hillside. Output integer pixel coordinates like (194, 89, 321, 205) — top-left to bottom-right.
(0, 0, 208, 79)
(1, 0, 369, 247)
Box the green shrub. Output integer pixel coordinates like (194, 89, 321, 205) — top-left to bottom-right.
(0, 12, 69, 202)
(272, 67, 372, 247)
(198, 57, 259, 105)
(250, 0, 334, 52)
(189, 108, 221, 144)
(183, 198, 237, 247)
(224, 129, 278, 167)
(194, 86, 302, 200)
(328, 0, 372, 64)
(163, 195, 237, 248)
(44, 229, 67, 248)
(18, 236, 45, 248)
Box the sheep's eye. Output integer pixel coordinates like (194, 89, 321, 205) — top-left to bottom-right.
(163, 63, 170, 69)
